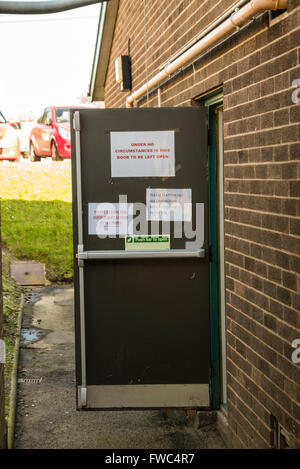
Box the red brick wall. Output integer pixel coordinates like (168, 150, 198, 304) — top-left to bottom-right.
(0, 208, 7, 449)
(103, 0, 300, 448)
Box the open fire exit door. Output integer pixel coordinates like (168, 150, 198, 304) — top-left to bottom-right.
(71, 107, 211, 409)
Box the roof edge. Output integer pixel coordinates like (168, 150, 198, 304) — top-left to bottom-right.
(89, 0, 119, 102)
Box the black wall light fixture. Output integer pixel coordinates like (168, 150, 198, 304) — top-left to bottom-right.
(115, 55, 132, 91)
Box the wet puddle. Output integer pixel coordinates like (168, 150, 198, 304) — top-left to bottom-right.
(21, 328, 42, 343)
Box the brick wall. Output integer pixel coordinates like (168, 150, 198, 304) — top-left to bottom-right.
(103, 0, 300, 448)
(0, 208, 7, 448)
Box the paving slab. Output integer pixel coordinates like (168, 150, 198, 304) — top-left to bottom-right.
(10, 262, 46, 286)
(14, 286, 226, 449)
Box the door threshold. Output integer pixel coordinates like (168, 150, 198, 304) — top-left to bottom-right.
(77, 384, 210, 409)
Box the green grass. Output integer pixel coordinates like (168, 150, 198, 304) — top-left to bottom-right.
(0, 161, 73, 282)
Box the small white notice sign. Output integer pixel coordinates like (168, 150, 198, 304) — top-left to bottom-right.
(146, 188, 192, 221)
(89, 203, 130, 236)
(110, 131, 175, 178)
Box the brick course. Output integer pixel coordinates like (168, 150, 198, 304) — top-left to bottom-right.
(103, 0, 300, 448)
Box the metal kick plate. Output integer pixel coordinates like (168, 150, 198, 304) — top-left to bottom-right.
(10, 262, 46, 286)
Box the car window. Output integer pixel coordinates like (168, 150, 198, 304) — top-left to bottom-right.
(37, 109, 44, 123)
(39, 109, 47, 124)
(40, 108, 52, 124)
(0, 111, 6, 123)
(46, 109, 52, 123)
(55, 108, 70, 123)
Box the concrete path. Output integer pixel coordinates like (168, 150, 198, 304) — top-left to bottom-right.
(14, 286, 226, 449)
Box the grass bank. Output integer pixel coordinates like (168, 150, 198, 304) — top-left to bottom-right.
(0, 161, 73, 282)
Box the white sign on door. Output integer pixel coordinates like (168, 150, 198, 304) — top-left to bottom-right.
(146, 188, 192, 221)
(110, 131, 175, 178)
(89, 203, 130, 236)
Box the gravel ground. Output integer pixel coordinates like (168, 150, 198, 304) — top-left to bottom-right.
(14, 285, 226, 449)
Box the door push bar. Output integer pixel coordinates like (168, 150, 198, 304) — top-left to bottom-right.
(77, 248, 206, 260)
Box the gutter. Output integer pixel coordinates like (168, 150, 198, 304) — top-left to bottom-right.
(88, 0, 120, 101)
(0, 1, 108, 15)
(89, 2, 107, 98)
(126, 0, 288, 107)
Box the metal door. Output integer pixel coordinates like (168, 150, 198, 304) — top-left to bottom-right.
(71, 107, 211, 409)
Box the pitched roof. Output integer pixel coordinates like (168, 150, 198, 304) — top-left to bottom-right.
(88, 0, 119, 102)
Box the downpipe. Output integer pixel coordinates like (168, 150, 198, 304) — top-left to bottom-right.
(126, 0, 288, 107)
(231, 0, 287, 27)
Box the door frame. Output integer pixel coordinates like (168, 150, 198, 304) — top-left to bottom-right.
(72, 107, 212, 409)
(196, 90, 224, 409)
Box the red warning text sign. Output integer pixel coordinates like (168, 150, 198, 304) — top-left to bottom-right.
(110, 131, 175, 178)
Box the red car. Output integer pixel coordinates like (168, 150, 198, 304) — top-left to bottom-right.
(29, 106, 73, 161)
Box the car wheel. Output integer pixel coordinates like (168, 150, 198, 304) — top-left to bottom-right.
(51, 142, 62, 161)
(29, 142, 40, 162)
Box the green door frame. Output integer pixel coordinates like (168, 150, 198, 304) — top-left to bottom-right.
(205, 91, 223, 409)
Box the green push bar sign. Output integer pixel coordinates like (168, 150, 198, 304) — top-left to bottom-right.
(125, 235, 170, 251)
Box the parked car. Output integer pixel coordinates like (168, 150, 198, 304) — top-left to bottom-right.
(28, 106, 72, 162)
(29, 105, 96, 162)
(0, 111, 20, 162)
(8, 119, 31, 156)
